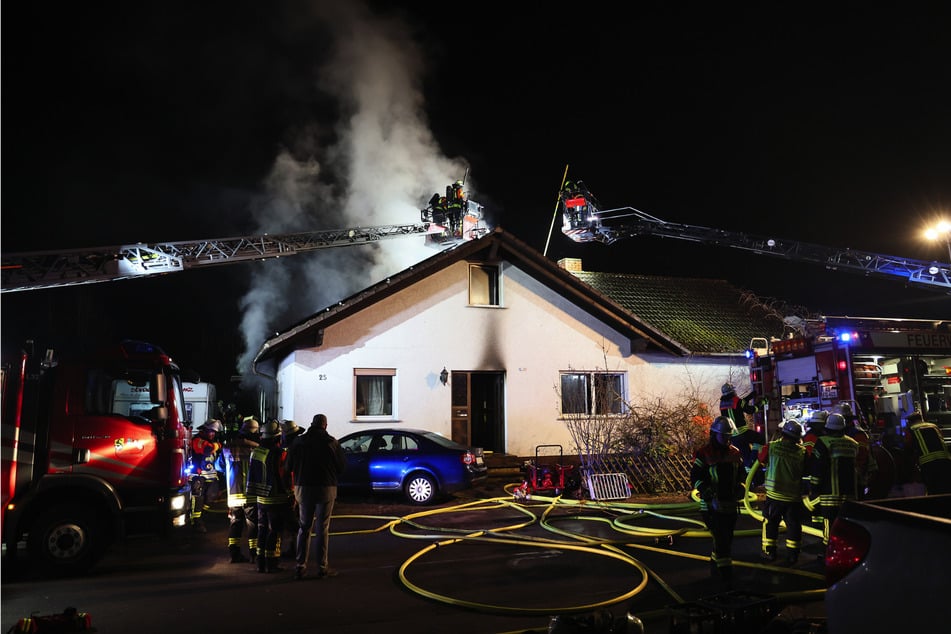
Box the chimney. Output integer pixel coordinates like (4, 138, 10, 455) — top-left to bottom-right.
(557, 257, 583, 272)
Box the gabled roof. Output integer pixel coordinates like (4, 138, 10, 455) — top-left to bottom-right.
(252, 228, 785, 370)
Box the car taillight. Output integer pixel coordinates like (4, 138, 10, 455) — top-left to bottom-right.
(461, 451, 475, 466)
(825, 517, 870, 586)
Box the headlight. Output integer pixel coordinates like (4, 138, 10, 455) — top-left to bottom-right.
(170, 494, 187, 512)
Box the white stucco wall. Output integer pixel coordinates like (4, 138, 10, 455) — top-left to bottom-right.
(273, 259, 751, 456)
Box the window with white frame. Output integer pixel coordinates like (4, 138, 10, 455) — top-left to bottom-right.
(354, 368, 396, 418)
(560, 371, 626, 415)
(468, 263, 500, 306)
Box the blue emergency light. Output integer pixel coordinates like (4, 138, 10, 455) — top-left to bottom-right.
(836, 331, 859, 344)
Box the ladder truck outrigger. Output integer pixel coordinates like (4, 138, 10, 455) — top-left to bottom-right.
(1, 185, 489, 293)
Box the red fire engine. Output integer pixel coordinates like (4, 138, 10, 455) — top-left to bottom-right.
(2, 340, 192, 575)
(748, 316, 951, 444)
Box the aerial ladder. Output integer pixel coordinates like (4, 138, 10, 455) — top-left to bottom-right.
(558, 183, 951, 293)
(2, 190, 488, 294)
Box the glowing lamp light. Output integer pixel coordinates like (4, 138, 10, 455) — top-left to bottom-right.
(837, 331, 858, 344)
(838, 360, 848, 371)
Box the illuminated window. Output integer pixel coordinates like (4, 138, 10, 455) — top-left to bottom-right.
(355, 368, 396, 418)
(560, 371, 626, 415)
(469, 263, 500, 306)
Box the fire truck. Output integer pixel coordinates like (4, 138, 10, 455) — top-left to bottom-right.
(1, 340, 192, 574)
(747, 317, 951, 441)
(557, 181, 951, 447)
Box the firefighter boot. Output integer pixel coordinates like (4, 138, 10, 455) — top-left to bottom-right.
(719, 565, 734, 590)
(229, 546, 249, 564)
(256, 553, 267, 573)
(266, 557, 284, 573)
(785, 548, 800, 566)
(760, 547, 777, 563)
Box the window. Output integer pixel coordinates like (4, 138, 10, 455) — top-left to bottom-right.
(354, 369, 396, 418)
(560, 371, 626, 415)
(469, 263, 500, 306)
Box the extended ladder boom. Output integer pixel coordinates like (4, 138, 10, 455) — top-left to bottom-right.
(562, 202, 951, 292)
(1, 223, 438, 293)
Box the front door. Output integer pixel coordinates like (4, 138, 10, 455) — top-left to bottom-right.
(450, 371, 505, 452)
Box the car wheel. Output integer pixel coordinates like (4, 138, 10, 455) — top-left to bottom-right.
(27, 503, 105, 576)
(404, 473, 436, 505)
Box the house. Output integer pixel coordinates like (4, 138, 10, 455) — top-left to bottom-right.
(251, 228, 785, 457)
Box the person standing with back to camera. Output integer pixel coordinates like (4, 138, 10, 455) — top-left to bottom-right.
(286, 413, 346, 581)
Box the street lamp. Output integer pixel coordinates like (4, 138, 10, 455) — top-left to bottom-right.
(924, 220, 951, 262)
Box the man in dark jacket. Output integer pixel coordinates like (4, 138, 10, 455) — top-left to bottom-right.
(286, 413, 346, 580)
(691, 416, 746, 589)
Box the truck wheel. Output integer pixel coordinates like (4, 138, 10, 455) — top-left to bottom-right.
(27, 504, 104, 576)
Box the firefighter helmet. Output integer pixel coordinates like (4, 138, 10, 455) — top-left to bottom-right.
(240, 418, 260, 435)
(781, 419, 802, 438)
(199, 419, 223, 433)
(280, 420, 300, 436)
(710, 416, 736, 435)
(260, 419, 281, 439)
(825, 413, 846, 431)
(836, 403, 854, 418)
(808, 410, 829, 426)
(721, 383, 736, 396)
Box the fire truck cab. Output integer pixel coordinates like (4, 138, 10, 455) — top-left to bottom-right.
(2, 340, 192, 575)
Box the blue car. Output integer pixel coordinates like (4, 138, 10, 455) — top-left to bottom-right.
(337, 428, 488, 505)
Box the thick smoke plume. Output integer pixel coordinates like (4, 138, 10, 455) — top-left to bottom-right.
(236, 2, 470, 379)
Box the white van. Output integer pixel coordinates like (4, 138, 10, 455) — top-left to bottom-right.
(182, 381, 218, 426)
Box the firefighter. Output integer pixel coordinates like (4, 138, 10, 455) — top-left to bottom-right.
(808, 412, 859, 559)
(223, 417, 260, 563)
(189, 419, 224, 533)
(446, 180, 466, 236)
(838, 403, 876, 498)
(247, 419, 292, 573)
(691, 416, 746, 589)
(904, 412, 951, 494)
(720, 383, 763, 476)
(756, 419, 807, 565)
(802, 410, 828, 458)
(802, 410, 829, 526)
(280, 419, 305, 558)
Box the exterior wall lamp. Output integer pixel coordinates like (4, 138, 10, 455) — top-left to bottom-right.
(439, 367, 449, 385)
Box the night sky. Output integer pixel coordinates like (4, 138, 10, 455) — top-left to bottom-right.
(3, 2, 951, 392)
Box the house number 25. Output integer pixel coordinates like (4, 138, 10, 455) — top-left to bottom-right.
(318, 374, 327, 380)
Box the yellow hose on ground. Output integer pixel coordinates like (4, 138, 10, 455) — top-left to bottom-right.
(322, 484, 826, 617)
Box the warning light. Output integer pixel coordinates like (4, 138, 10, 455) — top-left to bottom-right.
(838, 360, 848, 371)
(837, 331, 858, 344)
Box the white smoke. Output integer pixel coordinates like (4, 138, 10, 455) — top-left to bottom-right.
(236, 1, 471, 377)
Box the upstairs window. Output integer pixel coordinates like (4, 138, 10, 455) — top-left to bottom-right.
(560, 371, 626, 415)
(469, 263, 500, 306)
